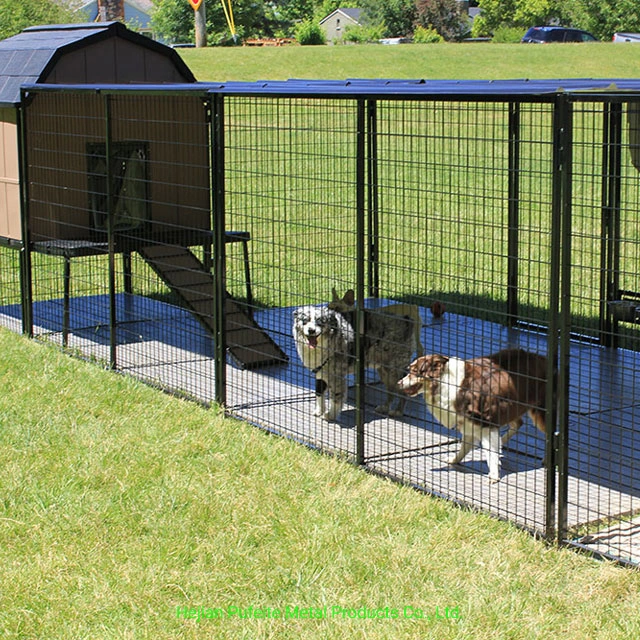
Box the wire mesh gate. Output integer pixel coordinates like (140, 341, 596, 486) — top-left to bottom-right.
(2, 81, 640, 567)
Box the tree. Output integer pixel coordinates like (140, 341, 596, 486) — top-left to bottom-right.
(0, 0, 83, 40)
(270, 0, 316, 24)
(566, 0, 640, 41)
(474, 0, 640, 40)
(415, 0, 467, 41)
(152, 0, 279, 44)
(360, 0, 416, 38)
(98, 0, 125, 22)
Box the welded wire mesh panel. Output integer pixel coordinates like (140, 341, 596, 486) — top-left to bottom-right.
(0, 246, 23, 333)
(362, 99, 557, 534)
(23, 90, 216, 400)
(223, 96, 361, 457)
(105, 93, 214, 401)
(563, 101, 640, 566)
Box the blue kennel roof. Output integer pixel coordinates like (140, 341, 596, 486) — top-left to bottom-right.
(0, 22, 195, 107)
(20, 77, 640, 101)
(198, 77, 640, 98)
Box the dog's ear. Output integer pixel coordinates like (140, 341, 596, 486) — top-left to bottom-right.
(331, 287, 340, 302)
(417, 354, 449, 379)
(293, 309, 307, 322)
(431, 354, 450, 379)
(343, 289, 355, 306)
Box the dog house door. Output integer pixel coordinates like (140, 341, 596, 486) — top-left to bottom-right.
(87, 141, 150, 233)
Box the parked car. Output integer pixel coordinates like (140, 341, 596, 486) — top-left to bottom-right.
(521, 26, 597, 43)
(613, 32, 640, 43)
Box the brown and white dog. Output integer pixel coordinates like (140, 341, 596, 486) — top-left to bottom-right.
(398, 348, 549, 482)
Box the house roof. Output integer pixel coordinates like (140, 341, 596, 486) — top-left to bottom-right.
(0, 21, 195, 107)
(319, 8, 363, 26)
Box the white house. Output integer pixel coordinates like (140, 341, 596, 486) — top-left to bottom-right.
(319, 8, 363, 43)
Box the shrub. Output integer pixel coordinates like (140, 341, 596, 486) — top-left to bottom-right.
(491, 26, 525, 43)
(413, 25, 444, 43)
(343, 24, 386, 44)
(295, 20, 326, 45)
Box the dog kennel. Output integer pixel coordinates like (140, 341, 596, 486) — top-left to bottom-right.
(2, 75, 640, 567)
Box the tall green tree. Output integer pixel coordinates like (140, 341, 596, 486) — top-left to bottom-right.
(360, 0, 416, 37)
(415, 0, 467, 41)
(0, 0, 83, 40)
(269, 0, 315, 23)
(474, 0, 640, 39)
(566, 0, 640, 41)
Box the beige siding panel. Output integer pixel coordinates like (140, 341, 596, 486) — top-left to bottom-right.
(0, 110, 21, 241)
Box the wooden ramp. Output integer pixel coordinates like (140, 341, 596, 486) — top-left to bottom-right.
(137, 244, 288, 369)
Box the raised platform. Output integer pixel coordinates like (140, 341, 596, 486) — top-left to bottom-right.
(2, 293, 639, 565)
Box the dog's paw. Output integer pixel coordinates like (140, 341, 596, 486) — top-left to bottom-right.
(488, 475, 501, 484)
(446, 455, 463, 466)
(374, 404, 390, 416)
(322, 411, 340, 422)
(388, 408, 404, 418)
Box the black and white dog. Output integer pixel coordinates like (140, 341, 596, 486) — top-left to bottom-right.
(293, 296, 418, 422)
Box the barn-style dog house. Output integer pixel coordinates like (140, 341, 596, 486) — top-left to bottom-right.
(1, 57, 640, 566)
(0, 22, 286, 369)
(0, 21, 196, 244)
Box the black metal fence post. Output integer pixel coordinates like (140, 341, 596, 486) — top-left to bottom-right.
(507, 102, 521, 326)
(599, 102, 623, 348)
(211, 94, 227, 407)
(554, 94, 573, 545)
(17, 93, 32, 338)
(355, 99, 367, 465)
(104, 94, 117, 369)
(367, 98, 379, 299)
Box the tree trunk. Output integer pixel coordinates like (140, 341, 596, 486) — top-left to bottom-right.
(97, 0, 125, 22)
(195, 3, 207, 48)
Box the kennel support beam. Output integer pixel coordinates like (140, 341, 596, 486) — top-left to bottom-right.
(553, 94, 574, 544)
(211, 94, 227, 406)
(17, 99, 32, 338)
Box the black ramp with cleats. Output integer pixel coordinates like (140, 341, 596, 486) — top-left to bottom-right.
(137, 244, 288, 369)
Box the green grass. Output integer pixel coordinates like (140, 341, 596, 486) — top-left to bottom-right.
(179, 41, 640, 82)
(2, 327, 640, 639)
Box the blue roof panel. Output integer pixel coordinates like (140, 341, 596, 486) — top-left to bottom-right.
(19, 77, 640, 101)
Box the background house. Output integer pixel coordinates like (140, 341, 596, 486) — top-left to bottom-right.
(319, 8, 362, 43)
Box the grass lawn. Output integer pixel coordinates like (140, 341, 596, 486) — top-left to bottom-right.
(2, 330, 640, 639)
(180, 41, 640, 83)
